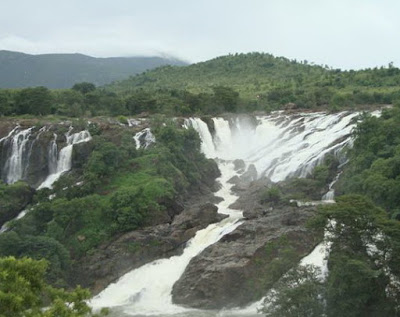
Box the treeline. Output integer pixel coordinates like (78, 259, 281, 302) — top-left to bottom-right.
(2, 82, 400, 119)
(337, 103, 400, 219)
(108, 52, 400, 112)
(0, 83, 242, 117)
(2, 53, 400, 118)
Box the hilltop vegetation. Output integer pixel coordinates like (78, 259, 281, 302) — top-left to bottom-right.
(108, 52, 400, 112)
(0, 50, 186, 89)
(1, 53, 400, 118)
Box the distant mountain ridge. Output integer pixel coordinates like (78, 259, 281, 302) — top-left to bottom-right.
(0, 50, 188, 89)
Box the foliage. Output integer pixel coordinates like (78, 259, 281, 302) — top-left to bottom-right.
(107, 52, 400, 113)
(72, 82, 96, 94)
(260, 186, 282, 204)
(14, 87, 53, 115)
(265, 195, 400, 316)
(2, 53, 400, 117)
(0, 256, 108, 317)
(0, 232, 71, 285)
(0, 181, 33, 226)
(337, 106, 400, 217)
(310, 195, 400, 316)
(0, 121, 216, 287)
(262, 265, 325, 317)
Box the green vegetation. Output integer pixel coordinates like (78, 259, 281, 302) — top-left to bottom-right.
(0, 256, 108, 317)
(2, 51, 400, 315)
(0, 181, 33, 226)
(2, 53, 400, 118)
(261, 105, 400, 316)
(108, 52, 400, 113)
(260, 155, 339, 204)
(0, 122, 216, 285)
(264, 196, 400, 317)
(337, 104, 400, 219)
(262, 265, 325, 317)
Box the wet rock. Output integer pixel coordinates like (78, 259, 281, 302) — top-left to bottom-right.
(233, 159, 245, 172)
(71, 200, 226, 295)
(239, 164, 257, 183)
(171, 205, 319, 309)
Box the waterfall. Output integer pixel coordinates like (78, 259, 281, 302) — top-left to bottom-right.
(48, 133, 58, 174)
(90, 111, 360, 316)
(322, 171, 342, 202)
(38, 129, 91, 189)
(90, 161, 244, 315)
(2, 127, 33, 184)
(133, 128, 155, 149)
(188, 112, 357, 182)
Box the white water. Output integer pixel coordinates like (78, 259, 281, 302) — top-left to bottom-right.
(91, 111, 361, 316)
(3, 128, 33, 184)
(187, 111, 358, 182)
(321, 171, 342, 202)
(91, 162, 244, 315)
(38, 129, 91, 189)
(134, 128, 156, 149)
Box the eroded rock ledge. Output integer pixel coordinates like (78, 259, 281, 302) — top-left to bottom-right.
(71, 200, 226, 295)
(171, 203, 319, 309)
(171, 171, 321, 309)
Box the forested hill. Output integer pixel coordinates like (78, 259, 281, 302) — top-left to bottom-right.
(108, 52, 328, 96)
(108, 52, 400, 112)
(0, 50, 187, 89)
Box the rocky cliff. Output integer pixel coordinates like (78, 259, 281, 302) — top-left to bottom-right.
(171, 182, 320, 309)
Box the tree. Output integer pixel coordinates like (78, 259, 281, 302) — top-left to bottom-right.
(0, 90, 12, 116)
(310, 195, 400, 316)
(0, 256, 108, 317)
(15, 87, 53, 115)
(71, 82, 96, 94)
(262, 265, 325, 317)
(212, 86, 239, 112)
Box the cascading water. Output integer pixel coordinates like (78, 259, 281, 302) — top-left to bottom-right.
(90, 111, 360, 317)
(48, 133, 59, 175)
(91, 162, 244, 316)
(2, 127, 33, 184)
(38, 128, 91, 189)
(0, 127, 92, 232)
(321, 171, 342, 202)
(134, 128, 155, 149)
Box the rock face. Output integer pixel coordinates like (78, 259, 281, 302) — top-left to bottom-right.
(71, 202, 227, 295)
(171, 204, 319, 309)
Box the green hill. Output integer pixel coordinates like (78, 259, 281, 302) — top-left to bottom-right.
(108, 52, 400, 111)
(1, 52, 400, 117)
(0, 50, 187, 89)
(108, 52, 328, 96)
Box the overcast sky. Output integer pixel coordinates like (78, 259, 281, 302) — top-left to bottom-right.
(0, 0, 399, 69)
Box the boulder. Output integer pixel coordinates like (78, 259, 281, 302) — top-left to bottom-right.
(171, 205, 320, 309)
(71, 201, 226, 295)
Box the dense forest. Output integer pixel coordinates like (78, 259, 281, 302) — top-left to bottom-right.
(1, 52, 400, 316)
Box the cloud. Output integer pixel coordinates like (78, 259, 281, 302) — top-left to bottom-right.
(0, 0, 399, 69)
